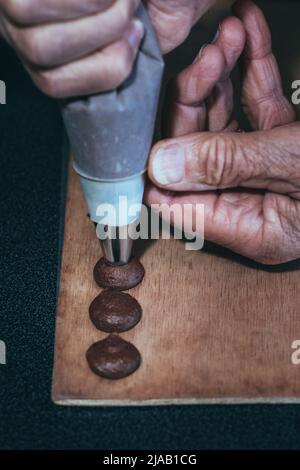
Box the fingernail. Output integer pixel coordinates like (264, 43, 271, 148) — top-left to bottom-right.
(193, 43, 208, 63)
(212, 24, 221, 43)
(125, 18, 144, 51)
(152, 144, 185, 185)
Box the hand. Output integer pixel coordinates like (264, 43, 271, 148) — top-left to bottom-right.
(0, 0, 216, 98)
(145, 0, 216, 54)
(146, 0, 299, 265)
(0, 0, 144, 97)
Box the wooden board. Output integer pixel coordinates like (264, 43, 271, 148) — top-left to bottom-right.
(52, 166, 300, 406)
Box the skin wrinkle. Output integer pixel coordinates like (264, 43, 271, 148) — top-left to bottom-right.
(258, 96, 292, 130)
(216, 136, 235, 186)
(145, 0, 209, 24)
(210, 198, 235, 244)
(211, 192, 263, 250)
(240, 30, 295, 127)
(208, 135, 249, 188)
(250, 88, 287, 108)
(242, 179, 300, 197)
(198, 136, 232, 187)
(244, 135, 289, 183)
(246, 35, 270, 61)
(242, 92, 284, 128)
(249, 199, 278, 263)
(145, 2, 193, 53)
(236, 0, 272, 60)
(144, 0, 215, 53)
(276, 197, 300, 236)
(261, 195, 300, 263)
(263, 140, 300, 187)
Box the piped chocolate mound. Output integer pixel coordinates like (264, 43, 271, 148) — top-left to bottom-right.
(89, 290, 142, 333)
(86, 334, 141, 380)
(93, 257, 145, 291)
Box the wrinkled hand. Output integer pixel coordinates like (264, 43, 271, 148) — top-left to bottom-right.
(0, 0, 216, 98)
(146, 0, 300, 265)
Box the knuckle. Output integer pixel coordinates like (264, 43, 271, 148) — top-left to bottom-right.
(17, 29, 45, 66)
(200, 135, 238, 187)
(264, 98, 295, 129)
(34, 71, 61, 98)
(256, 248, 281, 265)
(117, 0, 134, 28)
(110, 44, 133, 87)
(4, 0, 33, 24)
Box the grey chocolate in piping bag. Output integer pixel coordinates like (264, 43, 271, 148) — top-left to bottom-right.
(61, 4, 164, 232)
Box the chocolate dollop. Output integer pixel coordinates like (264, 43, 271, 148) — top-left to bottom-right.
(86, 335, 141, 380)
(93, 257, 145, 291)
(89, 290, 142, 333)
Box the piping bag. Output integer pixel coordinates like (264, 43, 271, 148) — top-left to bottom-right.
(61, 4, 164, 264)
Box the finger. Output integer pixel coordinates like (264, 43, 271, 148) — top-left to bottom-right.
(145, 184, 300, 265)
(224, 120, 239, 132)
(164, 44, 225, 137)
(27, 23, 144, 97)
(214, 17, 246, 80)
(0, 0, 120, 25)
(3, 0, 140, 67)
(234, 0, 295, 130)
(148, 123, 300, 197)
(207, 79, 234, 132)
(145, 184, 267, 262)
(170, 45, 225, 107)
(208, 16, 246, 131)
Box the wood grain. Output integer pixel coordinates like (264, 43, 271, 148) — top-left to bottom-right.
(52, 166, 300, 406)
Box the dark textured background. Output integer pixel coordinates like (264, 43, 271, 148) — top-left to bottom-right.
(1, 1, 300, 450)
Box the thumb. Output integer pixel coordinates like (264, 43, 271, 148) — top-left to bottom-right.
(148, 123, 300, 196)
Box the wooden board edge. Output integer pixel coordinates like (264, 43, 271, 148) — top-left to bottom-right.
(52, 396, 300, 407)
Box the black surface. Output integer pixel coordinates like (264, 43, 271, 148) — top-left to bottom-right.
(1, 6, 300, 449)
